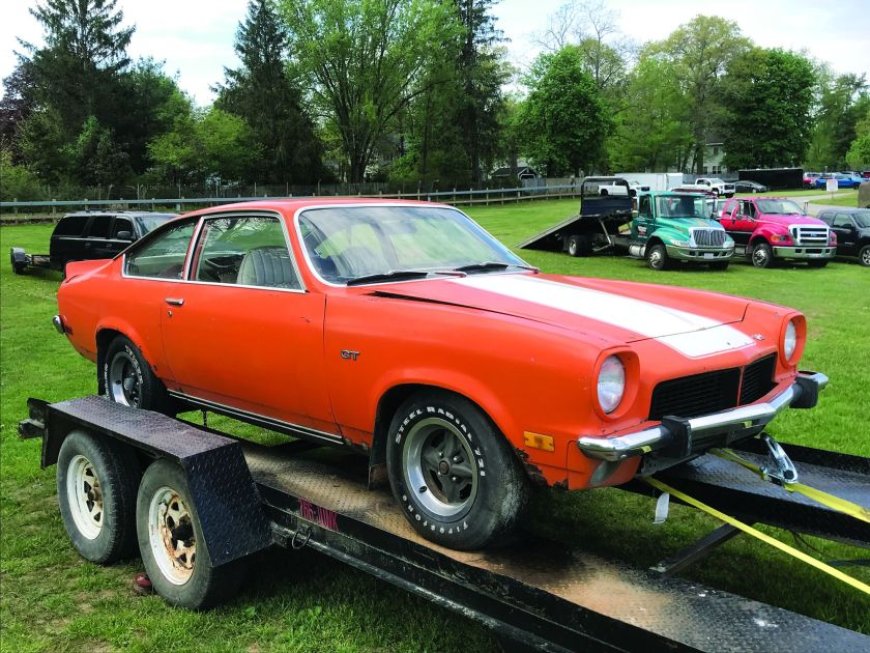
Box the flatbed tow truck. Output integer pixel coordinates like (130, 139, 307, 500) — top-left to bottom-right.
(19, 396, 870, 652)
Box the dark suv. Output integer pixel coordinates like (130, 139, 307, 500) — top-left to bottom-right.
(11, 211, 176, 274)
(816, 208, 870, 266)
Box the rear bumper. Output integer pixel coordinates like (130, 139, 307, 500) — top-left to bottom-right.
(577, 371, 828, 462)
(772, 246, 835, 260)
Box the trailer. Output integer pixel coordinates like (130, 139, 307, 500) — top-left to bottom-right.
(18, 395, 870, 652)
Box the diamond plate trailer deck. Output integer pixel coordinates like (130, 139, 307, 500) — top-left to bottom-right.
(20, 396, 870, 653)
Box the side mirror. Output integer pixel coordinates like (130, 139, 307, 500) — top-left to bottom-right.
(116, 230, 133, 240)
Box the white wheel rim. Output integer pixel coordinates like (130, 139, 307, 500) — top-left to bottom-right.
(148, 486, 196, 585)
(66, 455, 104, 540)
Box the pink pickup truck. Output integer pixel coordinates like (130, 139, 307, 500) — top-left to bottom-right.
(719, 197, 836, 268)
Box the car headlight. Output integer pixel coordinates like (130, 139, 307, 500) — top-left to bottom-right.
(598, 355, 626, 414)
(783, 320, 797, 362)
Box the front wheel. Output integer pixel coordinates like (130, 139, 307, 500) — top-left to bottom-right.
(56, 430, 140, 563)
(103, 335, 173, 413)
(136, 459, 245, 609)
(386, 391, 528, 550)
(646, 243, 669, 271)
(751, 242, 774, 268)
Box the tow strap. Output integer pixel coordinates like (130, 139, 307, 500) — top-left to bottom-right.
(645, 434, 870, 596)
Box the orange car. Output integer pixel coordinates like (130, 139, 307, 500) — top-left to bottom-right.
(54, 199, 827, 549)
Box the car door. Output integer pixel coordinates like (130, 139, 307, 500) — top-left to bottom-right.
(85, 215, 115, 259)
(832, 213, 858, 255)
(158, 212, 336, 436)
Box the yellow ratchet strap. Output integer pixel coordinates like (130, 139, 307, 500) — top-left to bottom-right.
(645, 477, 870, 596)
(711, 448, 870, 525)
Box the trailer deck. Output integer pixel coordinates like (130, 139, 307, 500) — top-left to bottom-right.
(21, 396, 870, 652)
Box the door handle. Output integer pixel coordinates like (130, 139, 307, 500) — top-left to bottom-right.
(164, 297, 185, 306)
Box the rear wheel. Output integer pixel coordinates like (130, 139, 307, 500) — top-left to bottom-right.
(751, 242, 774, 268)
(859, 245, 870, 267)
(103, 335, 173, 413)
(57, 430, 140, 563)
(386, 391, 528, 550)
(136, 459, 245, 609)
(646, 243, 669, 271)
(566, 234, 588, 257)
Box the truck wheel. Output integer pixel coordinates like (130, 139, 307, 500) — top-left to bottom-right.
(57, 430, 140, 564)
(137, 459, 245, 609)
(860, 245, 870, 267)
(103, 335, 173, 414)
(751, 242, 773, 268)
(386, 391, 528, 550)
(566, 235, 587, 257)
(646, 244, 670, 271)
(807, 260, 828, 268)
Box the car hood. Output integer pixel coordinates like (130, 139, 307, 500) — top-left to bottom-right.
(371, 273, 753, 358)
(658, 217, 725, 232)
(759, 214, 825, 225)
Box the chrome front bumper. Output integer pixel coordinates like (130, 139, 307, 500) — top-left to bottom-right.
(772, 246, 835, 259)
(577, 371, 828, 462)
(665, 245, 733, 261)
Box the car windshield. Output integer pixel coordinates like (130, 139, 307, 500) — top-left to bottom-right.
(853, 210, 870, 228)
(298, 205, 528, 284)
(136, 214, 176, 234)
(756, 200, 803, 215)
(655, 196, 708, 218)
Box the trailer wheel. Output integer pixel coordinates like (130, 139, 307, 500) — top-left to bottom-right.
(646, 243, 670, 271)
(104, 335, 173, 413)
(9, 247, 27, 274)
(57, 430, 140, 564)
(136, 459, 245, 609)
(386, 391, 528, 550)
(751, 242, 773, 268)
(566, 235, 588, 257)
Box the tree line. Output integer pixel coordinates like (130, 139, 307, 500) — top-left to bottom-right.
(1, 0, 868, 201)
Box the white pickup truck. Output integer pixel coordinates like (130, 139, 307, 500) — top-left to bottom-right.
(690, 177, 735, 197)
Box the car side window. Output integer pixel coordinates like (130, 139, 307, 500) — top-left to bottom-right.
(88, 215, 112, 238)
(112, 218, 134, 239)
(833, 214, 853, 228)
(125, 219, 197, 279)
(53, 215, 89, 236)
(193, 215, 300, 290)
(638, 196, 652, 218)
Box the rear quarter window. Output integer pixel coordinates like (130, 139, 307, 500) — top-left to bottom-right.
(53, 215, 89, 236)
(87, 215, 113, 238)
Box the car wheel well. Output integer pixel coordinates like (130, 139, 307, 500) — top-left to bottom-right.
(95, 329, 124, 394)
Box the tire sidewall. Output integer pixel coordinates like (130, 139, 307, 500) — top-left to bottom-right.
(103, 335, 173, 413)
(752, 242, 772, 268)
(56, 430, 138, 563)
(387, 393, 522, 549)
(859, 245, 870, 267)
(647, 244, 666, 270)
(136, 459, 215, 609)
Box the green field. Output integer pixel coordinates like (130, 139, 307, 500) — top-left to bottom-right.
(1, 201, 868, 652)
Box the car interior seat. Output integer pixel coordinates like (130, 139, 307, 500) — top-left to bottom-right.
(237, 247, 298, 289)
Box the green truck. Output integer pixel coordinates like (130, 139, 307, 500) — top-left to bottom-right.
(520, 177, 735, 270)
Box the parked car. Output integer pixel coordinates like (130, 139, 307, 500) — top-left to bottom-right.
(54, 199, 827, 549)
(816, 208, 870, 266)
(10, 211, 177, 274)
(861, 170, 870, 179)
(593, 178, 649, 197)
(691, 177, 736, 197)
(718, 197, 836, 268)
(733, 180, 768, 193)
(803, 172, 821, 188)
(813, 173, 862, 189)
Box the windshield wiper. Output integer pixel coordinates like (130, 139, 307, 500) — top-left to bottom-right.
(454, 261, 539, 273)
(346, 269, 465, 286)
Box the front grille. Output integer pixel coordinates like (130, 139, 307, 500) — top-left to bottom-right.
(739, 354, 776, 404)
(649, 355, 777, 420)
(790, 225, 829, 246)
(692, 228, 726, 247)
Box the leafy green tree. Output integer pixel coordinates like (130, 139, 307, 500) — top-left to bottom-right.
(0, 147, 43, 200)
(70, 116, 131, 189)
(216, 0, 323, 184)
(279, 0, 455, 182)
(608, 56, 692, 172)
(719, 48, 816, 169)
(517, 46, 609, 176)
(647, 16, 750, 173)
(18, 106, 72, 184)
(846, 108, 870, 170)
(806, 72, 869, 170)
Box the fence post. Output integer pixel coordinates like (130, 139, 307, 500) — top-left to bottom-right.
(13, 199, 17, 215)
(52, 200, 57, 216)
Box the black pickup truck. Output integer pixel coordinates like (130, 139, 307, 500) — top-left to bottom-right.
(10, 211, 176, 274)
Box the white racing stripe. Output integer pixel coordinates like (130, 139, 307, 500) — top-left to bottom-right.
(450, 275, 753, 358)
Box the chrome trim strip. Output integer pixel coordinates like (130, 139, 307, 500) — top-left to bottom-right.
(577, 371, 827, 462)
(52, 315, 65, 334)
(168, 391, 343, 444)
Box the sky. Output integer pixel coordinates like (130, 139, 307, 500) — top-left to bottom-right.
(1, 0, 868, 105)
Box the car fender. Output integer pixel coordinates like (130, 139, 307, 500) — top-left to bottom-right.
(649, 225, 689, 246)
(94, 317, 165, 382)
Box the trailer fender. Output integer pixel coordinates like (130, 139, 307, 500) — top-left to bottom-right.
(25, 396, 272, 567)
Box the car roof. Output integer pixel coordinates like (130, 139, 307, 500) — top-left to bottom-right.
(62, 211, 177, 219)
(177, 197, 453, 221)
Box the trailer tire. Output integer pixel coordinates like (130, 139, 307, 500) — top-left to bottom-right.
(387, 390, 528, 550)
(103, 335, 174, 414)
(646, 243, 670, 271)
(57, 430, 140, 564)
(137, 459, 245, 609)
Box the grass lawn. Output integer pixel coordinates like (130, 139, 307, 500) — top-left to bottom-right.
(2, 203, 869, 651)
(809, 192, 864, 208)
